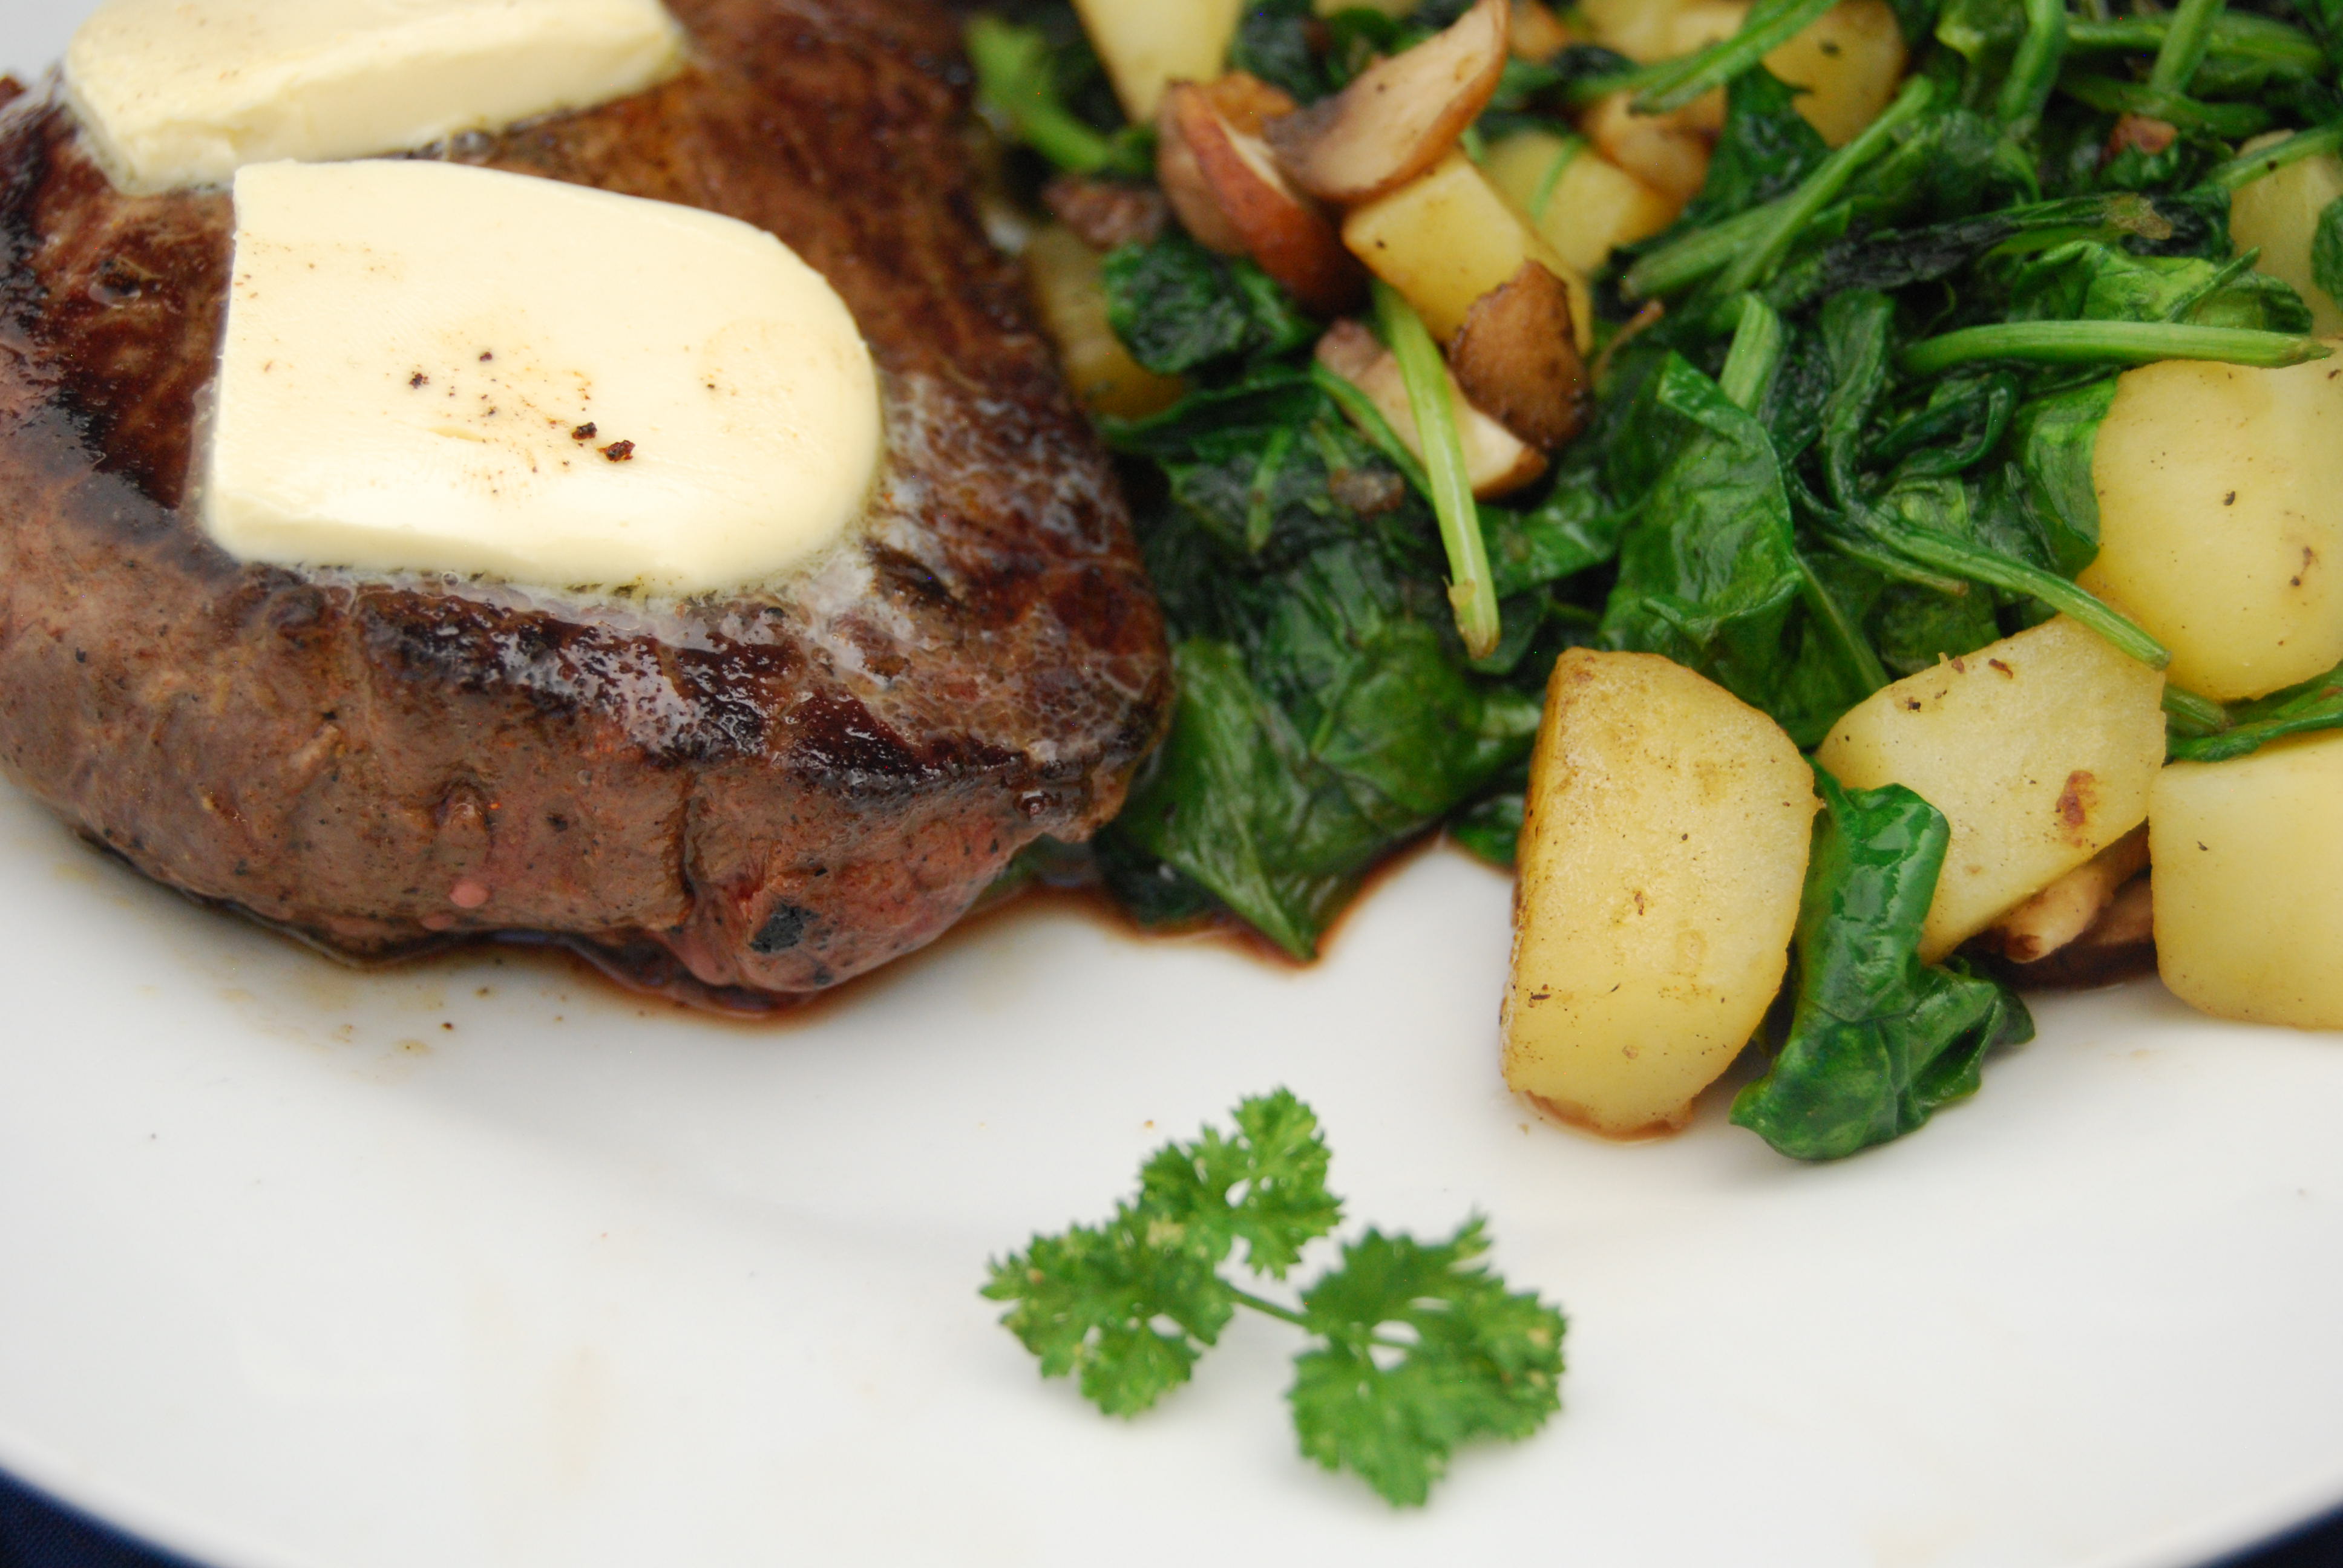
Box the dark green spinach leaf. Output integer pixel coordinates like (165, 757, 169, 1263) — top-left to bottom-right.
(1731, 768, 2035, 1160)
(1103, 234, 1319, 376)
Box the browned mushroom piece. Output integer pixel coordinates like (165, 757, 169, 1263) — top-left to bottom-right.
(1156, 75, 1366, 316)
(1974, 828, 2158, 991)
(1983, 874, 2157, 991)
(1446, 260, 1588, 450)
(1263, 0, 1510, 207)
(1989, 827, 2151, 965)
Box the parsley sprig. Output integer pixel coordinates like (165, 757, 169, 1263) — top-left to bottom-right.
(983, 1091, 1567, 1506)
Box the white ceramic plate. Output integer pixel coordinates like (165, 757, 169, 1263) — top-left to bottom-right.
(6, 7, 2343, 1566)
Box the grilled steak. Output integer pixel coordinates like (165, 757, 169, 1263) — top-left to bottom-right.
(0, 0, 1169, 1008)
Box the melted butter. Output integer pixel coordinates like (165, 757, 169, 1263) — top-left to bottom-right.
(65, 0, 686, 194)
(203, 160, 882, 596)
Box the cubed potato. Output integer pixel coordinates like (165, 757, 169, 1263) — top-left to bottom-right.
(2082, 349, 2343, 702)
(1763, 0, 1907, 148)
(1580, 91, 1712, 207)
(1663, 1, 1746, 135)
(1342, 152, 1593, 348)
(1023, 224, 1185, 420)
(2151, 731, 2343, 1028)
(1578, 0, 1700, 61)
(2229, 131, 2343, 337)
(1510, 0, 1575, 59)
(1504, 649, 1818, 1139)
(1814, 617, 2168, 961)
(1072, 0, 1244, 123)
(1482, 131, 1680, 276)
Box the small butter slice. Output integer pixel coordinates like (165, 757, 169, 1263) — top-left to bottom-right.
(205, 160, 881, 596)
(67, 0, 685, 193)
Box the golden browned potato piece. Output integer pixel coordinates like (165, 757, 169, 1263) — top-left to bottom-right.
(1481, 130, 1681, 278)
(1579, 91, 1712, 207)
(1072, 0, 1245, 122)
(1157, 78, 1366, 316)
(2083, 347, 2343, 702)
(2151, 731, 2343, 1028)
(1764, 0, 1907, 147)
(1315, 320, 1546, 498)
(2230, 132, 2343, 336)
(1446, 261, 1587, 449)
(1023, 224, 1185, 420)
(1661, 1, 1746, 134)
(1341, 152, 1593, 347)
(1510, 0, 1574, 59)
(1814, 618, 2167, 962)
(1576, 0, 1701, 60)
(1504, 650, 1818, 1140)
(1266, 0, 1510, 205)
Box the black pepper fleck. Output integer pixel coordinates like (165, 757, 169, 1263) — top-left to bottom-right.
(571, 422, 597, 440)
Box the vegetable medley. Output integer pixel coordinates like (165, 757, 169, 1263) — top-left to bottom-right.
(970, 0, 2343, 1161)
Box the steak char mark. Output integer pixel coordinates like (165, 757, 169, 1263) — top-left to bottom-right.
(0, 0, 1170, 1008)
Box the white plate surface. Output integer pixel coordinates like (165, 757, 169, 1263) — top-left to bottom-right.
(5, 7, 2343, 1566)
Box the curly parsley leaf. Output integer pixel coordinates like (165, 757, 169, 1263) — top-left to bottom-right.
(983, 1202, 1236, 1417)
(1290, 1221, 1568, 1507)
(985, 1093, 1568, 1505)
(1136, 1087, 1342, 1278)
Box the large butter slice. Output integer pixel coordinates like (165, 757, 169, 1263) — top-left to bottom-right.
(205, 160, 881, 595)
(67, 0, 685, 193)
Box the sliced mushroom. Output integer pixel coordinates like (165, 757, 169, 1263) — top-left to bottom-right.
(1158, 77, 1367, 316)
(1316, 318, 1547, 498)
(1989, 826, 2152, 964)
(1447, 261, 1588, 450)
(1265, 0, 1511, 207)
(1985, 872, 2156, 990)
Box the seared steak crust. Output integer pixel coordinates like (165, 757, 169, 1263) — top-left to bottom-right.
(0, 0, 1168, 1005)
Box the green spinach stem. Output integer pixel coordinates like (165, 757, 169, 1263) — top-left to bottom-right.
(2148, 0, 2227, 96)
(1624, 203, 1779, 300)
(1527, 135, 1587, 223)
(2207, 122, 2343, 191)
(2068, 13, 2319, 76)
(1718, 295, 1786, 410)
(965, 16, 1127, 175)
(1375, 283, 1502, 660)
(1997, 0, 2069, 131)
(1717, 76, 1935, 295)
(1633, 0, 1839, 115)
(2163, 685, 2230, 737)
(1879, 524, 2171, 668)
(1899, 321, 2330, 376)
